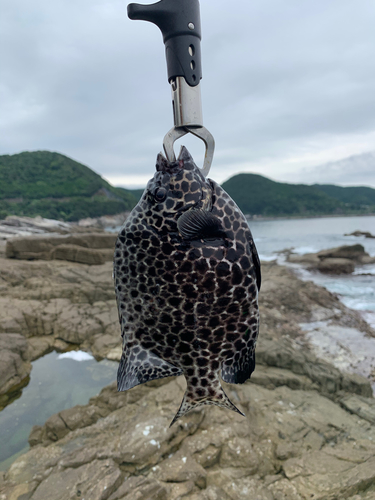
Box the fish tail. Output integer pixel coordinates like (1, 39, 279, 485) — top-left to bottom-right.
(170, 379, 244, 427)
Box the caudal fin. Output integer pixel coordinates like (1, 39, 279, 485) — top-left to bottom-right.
(170, 380, 244, 427)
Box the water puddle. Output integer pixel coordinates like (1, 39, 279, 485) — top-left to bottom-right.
(0, 351, 117, 471)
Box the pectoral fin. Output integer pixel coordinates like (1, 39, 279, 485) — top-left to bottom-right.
(177, 209, 225, 240)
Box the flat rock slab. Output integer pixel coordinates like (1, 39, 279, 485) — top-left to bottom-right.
(6, 233, 117, 263)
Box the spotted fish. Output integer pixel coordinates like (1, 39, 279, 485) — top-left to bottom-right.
(114, 147, 261, 425)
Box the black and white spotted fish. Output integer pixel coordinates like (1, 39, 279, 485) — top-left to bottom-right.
(114, 147, 260, 425)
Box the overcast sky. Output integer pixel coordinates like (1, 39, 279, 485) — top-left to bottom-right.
(1, 0, 375, 188)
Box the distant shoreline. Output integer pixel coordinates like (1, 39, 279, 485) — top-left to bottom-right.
(246, 212, 375, 222)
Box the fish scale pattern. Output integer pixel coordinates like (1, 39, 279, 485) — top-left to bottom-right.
(114, 147, 260, 424)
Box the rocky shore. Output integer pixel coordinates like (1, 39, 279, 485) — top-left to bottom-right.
(287, 243, 375, 275)
(1, 235, 375, 499)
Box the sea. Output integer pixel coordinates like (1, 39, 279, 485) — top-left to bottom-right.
(0, 214, 374, 470)
(250, 215, 375, 329)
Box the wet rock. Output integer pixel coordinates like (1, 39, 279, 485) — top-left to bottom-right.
(317, 244, 367, 261)
(345, 230, 375, 239)
(288, 244, 375, 273)
(317, 257, 355, 274)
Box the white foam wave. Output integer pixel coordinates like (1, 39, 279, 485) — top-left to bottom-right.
(292, 246, 318, 255)
(353, 267, 375, 276)
(57, 351, 94, 362)
(259, 254, 277, 262)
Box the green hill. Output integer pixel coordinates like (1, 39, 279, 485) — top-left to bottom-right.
(221, 173, 375, 217)
(313, 184, 375, 208)
(127, 188, 146, 201)
(0, 151, 138, 221)
(1, 151, 374, 221)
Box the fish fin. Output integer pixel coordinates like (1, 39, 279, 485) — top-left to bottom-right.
(170, 381, 244, 427)
(177, 145, 193, 162)
(249, 236, 261, 291)
(156, 152, 169, 171)
(177, 209, 225, 240)
(221, 354, 256, 384)
(117, 345, 183, 391)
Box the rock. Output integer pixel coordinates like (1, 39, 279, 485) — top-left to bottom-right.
(51, 244, 106, 264)
(287, 244, 375, 274)
(345, 230, 375, 239)
(6, 232, 116, 262)
(150, 450, 207, 488)
(3, 374, 375, 500)
(0, 333, 31, 407)
(283, 451, 375, 499)
(206, 471, 274, 500)
(186, 486, 232, 500)
(256, 336, 373, 397)
(317, 244, 367, 261)
(317, 257, 355, 274)
(340, 394, 375, 424)
(1, 254, 375, 500)
(107, 476, 167, 500)
(0, 215, 71, 239)
(28, 426, 44, 447)
(250, 364, 318, 391)
(287, 253, 320, 265)
(27, 336, 55, 360)
(30, 459, 122, 500)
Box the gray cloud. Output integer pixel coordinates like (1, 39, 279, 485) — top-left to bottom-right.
(294, 151, 375, 186)
(1, 0, 375, 187)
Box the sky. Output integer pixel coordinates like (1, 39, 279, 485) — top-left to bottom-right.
(1, 0, 375, 188)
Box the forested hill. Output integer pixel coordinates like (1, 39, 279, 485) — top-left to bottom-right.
(1, 151, 374, 221)
(221, 173, 375, 217)
(0, 151, 137, 221)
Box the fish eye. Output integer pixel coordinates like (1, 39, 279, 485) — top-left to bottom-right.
(154, 187, 167, 202)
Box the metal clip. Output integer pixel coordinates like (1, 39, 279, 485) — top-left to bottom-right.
(163, 77, 215, 177)
(163, 126, 215, 178)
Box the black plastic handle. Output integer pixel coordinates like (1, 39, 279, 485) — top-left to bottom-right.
(128, 0, 202, 87)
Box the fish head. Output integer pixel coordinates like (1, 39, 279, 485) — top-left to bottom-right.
(142, 147, 213, 223)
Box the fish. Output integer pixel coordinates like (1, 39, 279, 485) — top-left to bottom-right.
(114, 146, 261, 426)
